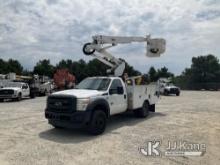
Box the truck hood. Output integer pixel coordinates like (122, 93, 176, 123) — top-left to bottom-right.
(52, 89, 105, 98)
(0, 87, 21, 91)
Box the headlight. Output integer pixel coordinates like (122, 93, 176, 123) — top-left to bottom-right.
(77, 98, 90, 111)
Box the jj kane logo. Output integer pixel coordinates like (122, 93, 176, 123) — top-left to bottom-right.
(139, 140, 161, 156)
(140, 140, 206, 157)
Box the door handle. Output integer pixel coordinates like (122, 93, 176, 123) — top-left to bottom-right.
(124, 94, 126, 99)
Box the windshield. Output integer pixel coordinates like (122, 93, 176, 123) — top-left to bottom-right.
(5, 83, 22, 88)
(166, 82, 174, 86)
(77, 78, 111, 91)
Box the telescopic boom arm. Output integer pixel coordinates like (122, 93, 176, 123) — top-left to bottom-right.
(82, 35, 166, 76)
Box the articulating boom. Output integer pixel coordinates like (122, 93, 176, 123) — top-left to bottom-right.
(82, 35, 166, 76)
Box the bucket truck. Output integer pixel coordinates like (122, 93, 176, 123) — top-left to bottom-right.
(45, 35, 166, 135)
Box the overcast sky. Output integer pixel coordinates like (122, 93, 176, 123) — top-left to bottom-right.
(0, 0, 220, 75)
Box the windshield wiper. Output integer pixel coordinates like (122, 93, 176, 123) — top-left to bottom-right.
(85, 87, 95, 90)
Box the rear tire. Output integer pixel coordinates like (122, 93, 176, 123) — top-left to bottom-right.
(164, 90, 168, 96)
(0, 99, 3, 102)
(87, 110, 107, 135)
(30, 92, 36, 98)
(45, 90, 50, 96)
(134, 101, 149, 118)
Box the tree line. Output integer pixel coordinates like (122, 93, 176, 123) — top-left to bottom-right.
(1, 54, 220, 89)
(0, 58, 141, 83)
(174, 54, 220, 89)
(0, 58, 178, 81)
(32, 59, 143, 83)
(0, 59, 23, 75)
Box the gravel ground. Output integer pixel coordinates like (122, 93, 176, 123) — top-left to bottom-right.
(0, 91, 219, 165)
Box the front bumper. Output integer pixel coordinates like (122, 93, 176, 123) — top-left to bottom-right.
(0, 95, 17, 99)
(166, 88, 180, 94)
(45, 110, 92, 128)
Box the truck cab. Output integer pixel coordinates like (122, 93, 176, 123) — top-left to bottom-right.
(45, 76, 159, 135)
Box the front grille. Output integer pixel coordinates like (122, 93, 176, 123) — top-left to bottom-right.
(47, 95, 76, 113)
(170, 88, 178, 93)
(0, 90, 14, 95)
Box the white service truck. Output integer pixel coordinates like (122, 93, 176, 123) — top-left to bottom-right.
(45, 34, 166, 135)
(0, 82, 31, 101)
(159, 78, 180, 96)
(45, 76, 160, 134)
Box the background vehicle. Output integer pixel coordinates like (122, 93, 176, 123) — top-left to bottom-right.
(45, 34, 166, 135)
(53, 69, 75, 90)
(28, 75, 53, 96)
(0, 73, 53, 97)
(0, 82, 31, 101)
(38, 82, 52, 96)
(159, 78, 180, 96)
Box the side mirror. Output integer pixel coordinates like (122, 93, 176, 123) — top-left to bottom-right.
(117, 87, 124, 94)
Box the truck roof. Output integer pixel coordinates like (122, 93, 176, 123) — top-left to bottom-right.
(8, 82, 26, 85)
(86, 76, 121, 80)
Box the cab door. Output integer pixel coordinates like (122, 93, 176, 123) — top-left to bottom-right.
(21, 84, 30, 97)
(108, 79, 127, 115)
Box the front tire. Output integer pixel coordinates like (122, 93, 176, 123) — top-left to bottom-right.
(87, 110, 107, 135)
(16, 93, 22, 101)
(164, 90, 168, 96)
